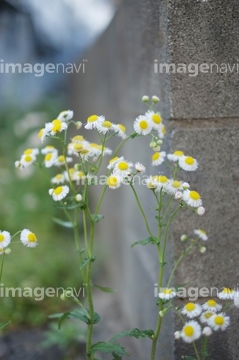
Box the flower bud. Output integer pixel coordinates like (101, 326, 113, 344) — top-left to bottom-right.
(180, 234, 188, 242)
(152, 95, 160, 103)
(75, 121, 82, 129)
(48, 188, 54, 195)
(175, 191, 182, 200)
(142, 95, 149, 102)
(202, 326, 212, 336)
(197, 206, 205, 216)
(75, 194, 83, 202)
(199, 246, 206, 253)
(174, 331, 181, 339)
(4, 248, 11, 255)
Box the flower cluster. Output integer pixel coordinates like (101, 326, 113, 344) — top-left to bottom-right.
(0, 228, 38, 255)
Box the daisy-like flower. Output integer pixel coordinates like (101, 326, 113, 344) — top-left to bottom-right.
(112, 123, 127, 139)
(167, 150, 184, 162)
(208, 313, 230, 331)
(135, 162, 145, 173)
(23, 148, 39, 156)
(50, 185, 69, 201)
(181, 320, 201, 343)
(63, 168, 76, 182)
(218, 287, 235, 300)
(107, 174, 122, 189)
(85, 114, 105, 130)
(158, 287, 176, 300)
(153, 175, 169, 192)
(95, 120, 113, 134)
(113, 159, 133, 177)
(183, 190, 202, 208)
(45, 119, 68, 135)
(44, 152, 58, 168)
(51, 173, 65, 185)
(181, 302, 202, 318)
(200, 311, 216, 324)
(57, 110, 74, 121)
(151, 151, 166, 166)
(145, 175, 157, 190)
(54, 155, 73, 167)
(107, 157, 123, 170)
(157, 125, 166, 139)
(38, 127, 48, 142)
(133, 115, 153, 135)
(202, 299, 222, 312)
(20, 229, 38, 248)
(145, 110, 163, 130)
(0, 230, 11, 248)
(41, 146, 58, 155)
(194, 229, 208, 241)
(20, 154, 36, 168)
(166, 179, 183, 195)
(179, 156, 198, 171)
(202, 327, 213, 336)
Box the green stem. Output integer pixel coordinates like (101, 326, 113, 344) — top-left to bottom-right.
(0, 253, 5, 283)
(193, 341, 201, 360)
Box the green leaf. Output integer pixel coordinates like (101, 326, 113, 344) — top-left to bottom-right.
(0, 321, 11, 330)
(93, 284, 117, 293)
(55, 203, 82, 210)
(91, 214, 104, 224)
(50, 308, 101, 326)
(90, 341, 127, 357)
(110, 328, 154, 343)
(130, 132, 138, 139)
(80, 257, 91, 270)
(52, 217, 74, 228)
(131, 236, 156, 248)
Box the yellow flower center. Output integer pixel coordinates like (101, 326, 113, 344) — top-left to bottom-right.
(52, 119, 62, 132)
(205, 312, 213, 319)
(109, 157, 118, 164)
(27, 232, 37, 242)
(38, 129, 44, 138)
(25, 155, 33, 162)
(55, 174, 63, 180)
(80, 149, 89, 155)
(158, 175, 168, 183)
(118, 161, 129, 171)
(189, 191, 200, 200)
(184, 325, 194, 337)
(73, 144, 84, 152)
(102, 120, 112, 128)
(174, 150, 184, 157)
(87, 115, 98, 123)
(107, 176, 118, 187)
(163, 288, 172, 295)
(185, 303, 196, 312)
(45, 153, 53, 161)
(172, 180, 181, 188)
(72, 135, 84, 142)
(222, 288, 233, 294)
(207, 300, 216, 307)
(152, 152, 160, 161)
(24, 149, 33, 155)
(162, 126, 166, 134)
(139, 120, 148, 130)
(58, 155, 65, 163)
(54, 186, 63, 195)
(185, 156, 195, 165)
(0, 234, 4, 242)
(214, 315, 224, 326)
(152, 114, 161, 124)
(117, 124, 126, 133)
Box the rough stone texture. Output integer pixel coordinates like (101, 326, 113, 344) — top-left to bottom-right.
(70, 0, 239, 359)
(167, 0, 239, 119)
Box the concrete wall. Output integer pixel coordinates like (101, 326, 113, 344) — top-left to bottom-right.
(70, 0, 239, 359)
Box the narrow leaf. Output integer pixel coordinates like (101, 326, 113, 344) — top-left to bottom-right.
(0, 321, 11, 330)
(110, 328, 154, 343)
(131, 236, 156, 248)
(52, 217, 74, 228)
(93, 284, 117, 293)
(91, 214, 104, 224)
(80, 257, 91, 270)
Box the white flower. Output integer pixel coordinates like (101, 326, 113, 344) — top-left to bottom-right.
(20, 154, 36, 168)
(181, 320, 201, 343)
(157, 125, 166, 139)
(44, 152, 58, 168)
(181, 302, 202, 318)
(179, 156, 198, 171)
(218, 288, 235, 300)
(183, 190, 202, 208)
(133, 115, 153, 135)
(167, 150, 184, 162)
(197, 206, 205, 215)
(151, 151, 166, 166)
(41, 146, 58, 155)
(23, 148, 39, 156)
(200, 311, 216, 324)
(135, 162, 145, 173)
(0, 230, 11, 248)
(202, 300, 222, 312)
(51, 173, 65, 184)
(38, 127, 49, 142)
(54, 155, 73, 167)
(85, 115, 105, 130)
(107, 174, 122, 189)
(20, 229, 38, 248)
(45, 119, 68, 135)
(158, 288, 176, 300)
(113, 159, 133, 177)
(166, 179, 183, 195)
(194, 229, 208, 241)
(208, 313, 230, 331)
(112, 124, 127, 139)
(57, 110, 74, 121)
(153, 175, 169, 192)
(145, 111, 163, 130)
(95, 120, 113, 134)
(107, 157, 123, 170)
(202, 327, 213, 336)
(51, 185, 69, 201)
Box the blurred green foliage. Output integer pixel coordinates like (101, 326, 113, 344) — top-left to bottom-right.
(0, 97, 85, 327)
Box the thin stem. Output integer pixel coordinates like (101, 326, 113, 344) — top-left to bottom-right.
(193, 341, 201, 360)
(0, 253, 5, 283)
